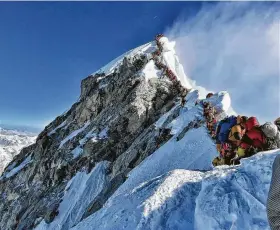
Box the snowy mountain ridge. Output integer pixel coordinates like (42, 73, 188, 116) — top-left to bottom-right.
(0, 36, 277, 230)
(36, 89, 277, 230)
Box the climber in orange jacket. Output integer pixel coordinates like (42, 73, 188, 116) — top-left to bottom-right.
(228, 124, 246, 146)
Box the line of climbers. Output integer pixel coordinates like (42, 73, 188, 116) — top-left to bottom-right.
(202, 93, 217, 138)
(152, 34, 180, 85)
(202, 94, 280, 166)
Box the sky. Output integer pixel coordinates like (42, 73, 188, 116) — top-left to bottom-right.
(166, 2, 280, 124)
(0, 2, 279, 132)
(0, 1, 202, 131)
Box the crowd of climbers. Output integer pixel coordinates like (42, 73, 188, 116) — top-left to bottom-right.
(198, 94, 280, 166)
(153, 34, 279, 167)
(96, 34, 279, 167)
(152, 34, 182, 88)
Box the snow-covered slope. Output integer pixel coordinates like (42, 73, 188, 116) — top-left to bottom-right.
(94, 37, 193, 90)
(32, 88, 277, 230)
(71, 150, 278, 230)
(0, 127, 36, 174)
(69, 90, 276, 230)
(94, 42, 157, 76)
(1, 36, 278, 230)
(35, 161, 110, 230)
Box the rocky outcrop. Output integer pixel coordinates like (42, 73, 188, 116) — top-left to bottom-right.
(0, 46, 183, 230)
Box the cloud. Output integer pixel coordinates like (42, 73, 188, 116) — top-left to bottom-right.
(165, 2, 280, 123)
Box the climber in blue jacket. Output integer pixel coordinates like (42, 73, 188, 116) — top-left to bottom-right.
(216, 115, 238, 145)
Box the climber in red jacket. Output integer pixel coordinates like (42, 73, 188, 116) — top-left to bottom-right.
(237, 117, 266, 158)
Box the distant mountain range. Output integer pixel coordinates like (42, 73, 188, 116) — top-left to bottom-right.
(0, 124, 42, 134)
(0, 126, 36, 174)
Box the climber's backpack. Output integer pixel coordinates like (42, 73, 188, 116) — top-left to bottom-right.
(256, 122, 278, 150)
(260, 122, 278, 138)
(216, 116, 237, 144)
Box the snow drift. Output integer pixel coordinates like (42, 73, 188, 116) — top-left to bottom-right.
(71, 150, 278, 230)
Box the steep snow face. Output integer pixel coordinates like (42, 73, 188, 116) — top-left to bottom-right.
(1, 155, 32, 179)
(69, 89, 277, 230)
(35, 161, 110, 230)
(72, 151, 279, 230)
(113, 90, 231, 197)
(92, 36, 193, 90)
(93, 42, 157, 76)
(195, 151, 276, 230)
(115, 126, 215, 197)
(71, 169, 203, 230)
(0, 127, 36, 174)
(32, 89, 234, 230)
(59, 121, 90, 149)
(33, 85, 236, 230)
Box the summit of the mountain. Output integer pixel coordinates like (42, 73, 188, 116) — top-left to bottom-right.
(0, 36, 277, 230)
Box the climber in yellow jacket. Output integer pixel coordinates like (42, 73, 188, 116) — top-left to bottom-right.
(228, 124, 246, 144)
(213, 116, 247, 166)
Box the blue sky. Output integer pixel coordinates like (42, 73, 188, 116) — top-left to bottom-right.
(0, 2, 202, 130)
(0, 2, 278, 132)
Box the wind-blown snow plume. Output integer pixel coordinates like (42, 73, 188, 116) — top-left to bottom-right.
(165, 2, 280, 123)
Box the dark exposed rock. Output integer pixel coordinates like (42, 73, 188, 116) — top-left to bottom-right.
(156, 128, 173, 147)
(176, 119, 205, 142)
(0, 49, 183, 230)
(44, 203, 60, 224)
